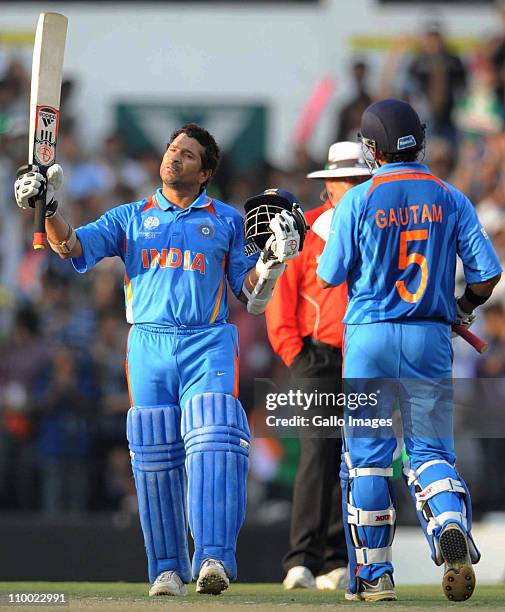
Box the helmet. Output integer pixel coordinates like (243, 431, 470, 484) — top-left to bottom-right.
(359, 99, 425, 163)
(244, 188, 308, 252)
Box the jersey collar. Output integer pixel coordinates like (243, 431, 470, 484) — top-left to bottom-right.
(374, 162, 431, 176)
(154, 188, 211, 211)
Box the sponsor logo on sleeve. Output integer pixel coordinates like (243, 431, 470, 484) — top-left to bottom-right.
(244, 240, 260, 257)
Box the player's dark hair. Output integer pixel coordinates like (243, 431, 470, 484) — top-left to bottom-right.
(381, 148, 423, 164)
(168, 123, 220, 191)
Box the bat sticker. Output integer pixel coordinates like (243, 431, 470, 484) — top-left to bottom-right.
(34, 105, 59, 166)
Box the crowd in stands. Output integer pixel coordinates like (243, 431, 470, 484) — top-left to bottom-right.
(1, 13, 505, 519)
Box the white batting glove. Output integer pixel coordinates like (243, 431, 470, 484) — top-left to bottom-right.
(14, 163, 63, 210)
(256, 250, 286, 280)
(267, 209, 301, 263)
(245, 253, 286, 315)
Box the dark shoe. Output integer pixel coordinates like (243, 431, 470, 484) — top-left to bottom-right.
(440, 522, 476, 602)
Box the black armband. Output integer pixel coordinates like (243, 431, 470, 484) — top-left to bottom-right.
(464, 285, 491, 307)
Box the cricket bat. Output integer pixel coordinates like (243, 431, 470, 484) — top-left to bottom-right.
(452, 325, 488, 354)
(28, 12, 68, 250)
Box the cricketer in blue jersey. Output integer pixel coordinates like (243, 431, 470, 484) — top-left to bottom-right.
(316, 100, 501, 603)
(14, 124, 305, 597)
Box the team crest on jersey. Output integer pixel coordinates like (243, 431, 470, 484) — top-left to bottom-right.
(198, 221, 215, 239)
(144, 216, 160, 230)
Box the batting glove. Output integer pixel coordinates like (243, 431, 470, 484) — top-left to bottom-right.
(14, 163, 63, 217)
(256, 247, 286, 280)
(452, 299, 476, 337)
(267, 209, 301, 263)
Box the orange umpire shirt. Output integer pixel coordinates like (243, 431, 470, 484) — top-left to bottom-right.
(265, 200, 347, 367)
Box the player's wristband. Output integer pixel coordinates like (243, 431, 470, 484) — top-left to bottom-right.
(47, 223, 77, 255)
(464, 285, 491, 307)
(45, 199, 58, 218)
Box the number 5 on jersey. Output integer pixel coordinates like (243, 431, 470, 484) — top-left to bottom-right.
(395, 230, 428, 303)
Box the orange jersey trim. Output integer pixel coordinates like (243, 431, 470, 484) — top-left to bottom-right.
(367, 172, 448, 197)
(125, 327, 133, 408)
(232, 341, 240, 398)
(141, 196, 155, 213)
(209, 255, 226, 323)
(125, 271, 133, 322)
(206, 199, 217, 217)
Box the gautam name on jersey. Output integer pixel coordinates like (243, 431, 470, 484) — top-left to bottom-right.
(375, 204, 443, 229)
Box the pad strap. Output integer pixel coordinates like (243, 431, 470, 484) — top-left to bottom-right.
(404, 459, 453, 486)
(415, 477, 466, 510)
(355, 546, 392, 565)
(347, 503, 396, 526)
(427, 511, 467, 535)
(349, 467, 393, 478)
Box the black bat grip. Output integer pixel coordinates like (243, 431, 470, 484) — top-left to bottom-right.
(33, 193, 47, 250)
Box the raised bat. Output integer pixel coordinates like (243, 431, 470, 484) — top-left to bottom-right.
(28, 12, 68, 250)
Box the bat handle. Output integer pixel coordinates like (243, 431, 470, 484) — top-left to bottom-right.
(452, 324, 488, 354)
(32, 195, 46, 250)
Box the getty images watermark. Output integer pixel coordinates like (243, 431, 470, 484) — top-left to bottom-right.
(263, 388, 392, 431)
(253, 377, 505, 439)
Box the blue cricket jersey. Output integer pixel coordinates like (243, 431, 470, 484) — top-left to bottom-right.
(317, 162, 502, 324)
(72, 189, 258, 326)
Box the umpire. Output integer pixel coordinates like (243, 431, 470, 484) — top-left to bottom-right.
(265, 142, 369, 590)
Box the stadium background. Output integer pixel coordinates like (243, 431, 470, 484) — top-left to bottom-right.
(1, 0, 505, 585)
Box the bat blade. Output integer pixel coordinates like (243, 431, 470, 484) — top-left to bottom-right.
(29, 12, 68, 250)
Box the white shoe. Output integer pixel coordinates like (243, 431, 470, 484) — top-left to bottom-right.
(345, 572, 397, 602)
(283, 566, 316, 590)
(196, 558, 230, 595)
(315, 567, 348, 590)
(149, 570, 187, 596)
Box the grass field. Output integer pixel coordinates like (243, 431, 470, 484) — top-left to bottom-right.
(0, 583, 504, 611)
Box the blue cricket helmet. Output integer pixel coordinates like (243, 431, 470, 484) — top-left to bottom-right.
(359, 99, 425, 154)
(244, 188, 308, 251)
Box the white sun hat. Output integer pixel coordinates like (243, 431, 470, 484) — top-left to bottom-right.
(306, 141, 370, 179)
